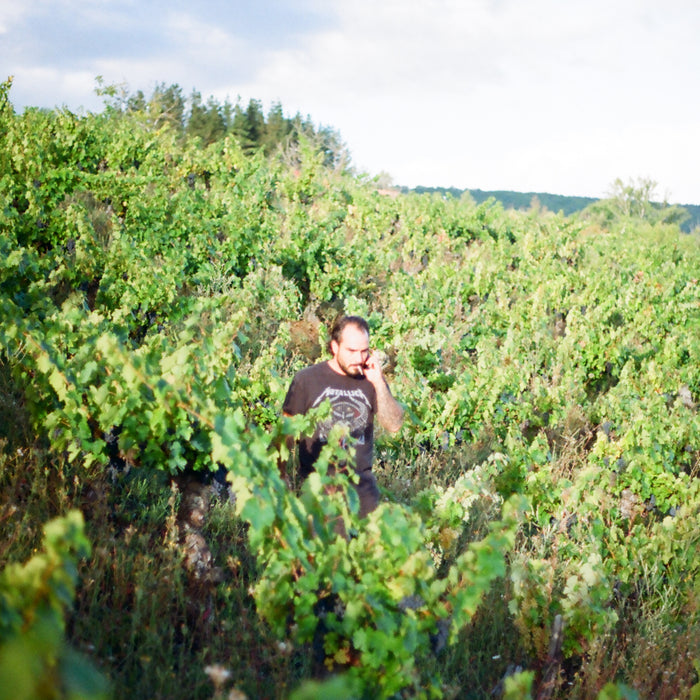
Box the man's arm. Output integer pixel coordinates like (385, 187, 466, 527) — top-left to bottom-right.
(374, 377, 404, 434)
(364, 353, 404, 434)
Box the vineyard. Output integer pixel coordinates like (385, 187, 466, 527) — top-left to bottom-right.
(1, 77, 699, 699)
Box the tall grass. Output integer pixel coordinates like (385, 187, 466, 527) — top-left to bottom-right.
(3, 432, 695, 698)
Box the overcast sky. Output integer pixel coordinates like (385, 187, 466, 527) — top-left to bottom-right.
(3, 0, 700, 204)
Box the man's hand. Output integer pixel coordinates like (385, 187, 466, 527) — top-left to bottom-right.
(361, 351, 384, 387)
(364, 352, 404, 434)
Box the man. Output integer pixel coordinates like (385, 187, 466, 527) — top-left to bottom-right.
(282, 315, 404, 517)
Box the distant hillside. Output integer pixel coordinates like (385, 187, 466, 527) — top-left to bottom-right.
(411, 186, 596, 217)
(409, 186, 700, 233)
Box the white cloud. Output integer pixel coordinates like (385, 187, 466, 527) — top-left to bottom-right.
(4, 0, 700, 202)
(9, 66, 101, 111)
(165, 11, 249, 63)
(0, 4, 27, 34)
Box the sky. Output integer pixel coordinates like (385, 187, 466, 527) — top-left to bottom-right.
(3, 0, 700, 204)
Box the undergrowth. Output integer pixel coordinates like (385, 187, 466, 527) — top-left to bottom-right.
(1, 82, 698, 698)
(2, 438, 698, 699)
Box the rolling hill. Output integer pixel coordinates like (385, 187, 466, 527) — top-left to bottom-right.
(409, 185, 700, 232)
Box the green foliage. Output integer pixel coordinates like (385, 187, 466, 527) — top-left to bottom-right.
(92, 79, 350, 166)
(582, 177, 690, 230)
(225, 415, 527, 695)
(503, 670, 535, 699)
(1, 78, 699, 698)
(412, 183, 700, 233)
(0, 512, 109, 700)
(596, 682, 640, 700)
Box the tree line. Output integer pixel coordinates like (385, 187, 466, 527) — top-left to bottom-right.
(412, 179, 699, 233)
(94, 78, 349, 170)
(14, 76, 699, 232)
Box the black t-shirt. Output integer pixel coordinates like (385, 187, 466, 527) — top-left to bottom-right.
(282, 361, 377, 475)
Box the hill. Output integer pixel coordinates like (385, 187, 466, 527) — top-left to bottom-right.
(410, 185, 700, 232)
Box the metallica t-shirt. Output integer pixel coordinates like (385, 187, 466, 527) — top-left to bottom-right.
(283, 361, 377, 476)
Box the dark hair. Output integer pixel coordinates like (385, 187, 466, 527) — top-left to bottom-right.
(329, 315, 370, 348)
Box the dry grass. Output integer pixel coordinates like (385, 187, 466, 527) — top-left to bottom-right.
(1, 425, 698, 699)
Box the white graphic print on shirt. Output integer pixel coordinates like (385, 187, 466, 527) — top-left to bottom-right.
(311, 386, 372, 444)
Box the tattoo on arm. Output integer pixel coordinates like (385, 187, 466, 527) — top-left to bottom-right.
(375, 379, 404, 434)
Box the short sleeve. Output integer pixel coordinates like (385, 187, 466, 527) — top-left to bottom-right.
(282, 373, 305, 416)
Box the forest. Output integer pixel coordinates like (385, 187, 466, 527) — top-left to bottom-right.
(0, 77, 699, 699)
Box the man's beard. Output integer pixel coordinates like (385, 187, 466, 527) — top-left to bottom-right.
(337, 356, 364, 377)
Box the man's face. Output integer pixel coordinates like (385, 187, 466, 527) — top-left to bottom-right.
(331, 324, 370, 377)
